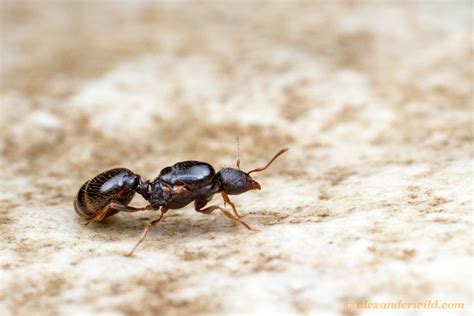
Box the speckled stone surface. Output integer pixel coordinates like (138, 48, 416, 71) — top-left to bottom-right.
(1, 1, 472, 315)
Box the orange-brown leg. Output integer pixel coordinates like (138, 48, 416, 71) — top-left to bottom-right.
(85, 202, 152, 225)
(196, 204, 257, 231)
(126, 208, 168, 257)
(83, 203, 145, 225)
(221, 192, 245, 218)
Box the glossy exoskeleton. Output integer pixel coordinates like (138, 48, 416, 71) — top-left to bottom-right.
(74, 140, 288, 256)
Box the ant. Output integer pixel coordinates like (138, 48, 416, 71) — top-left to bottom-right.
(74, 138, 289, 256)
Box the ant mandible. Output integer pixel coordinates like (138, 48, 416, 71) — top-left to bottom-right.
(74, 138, 289, 256)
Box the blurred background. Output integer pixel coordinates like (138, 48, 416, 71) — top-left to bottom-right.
(1, 1, 472, 315)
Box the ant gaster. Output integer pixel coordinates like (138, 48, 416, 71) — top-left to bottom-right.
(74, 138, 289, 256)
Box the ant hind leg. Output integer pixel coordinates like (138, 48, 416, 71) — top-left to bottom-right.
(86, 202, 152, 225)
(126, 207, 168, 257)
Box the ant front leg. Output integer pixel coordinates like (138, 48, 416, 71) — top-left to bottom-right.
(221, 192, 245, 218)
(194, 198, 257, 231)
(126, 207, 168, 257)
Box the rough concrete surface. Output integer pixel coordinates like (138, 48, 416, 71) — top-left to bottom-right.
(0, 1, 473, 315)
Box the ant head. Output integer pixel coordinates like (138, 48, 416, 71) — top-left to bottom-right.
(217, 137, 289, 195)
(217, 168, 261, 195)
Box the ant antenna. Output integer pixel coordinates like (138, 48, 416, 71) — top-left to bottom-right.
(247, 148, 289, 174)
(236, 136, 241, 170)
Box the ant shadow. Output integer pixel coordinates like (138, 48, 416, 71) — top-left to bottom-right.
(77, 208, 258, 242)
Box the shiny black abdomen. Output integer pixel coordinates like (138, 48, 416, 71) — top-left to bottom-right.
(158, 161, 215, 190)
(74, 168, 139, 219)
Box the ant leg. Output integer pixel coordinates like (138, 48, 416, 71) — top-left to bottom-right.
(221, 192, 245, 218)
(196, 203, 257, 231)
(219, 207, 258, 231)
(86, 202, 153, 224)
(126, 207, 168, 257)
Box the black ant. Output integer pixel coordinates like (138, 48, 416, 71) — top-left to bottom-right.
(74, 138, 289, 256)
